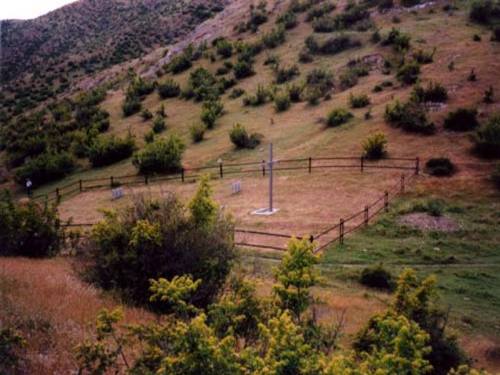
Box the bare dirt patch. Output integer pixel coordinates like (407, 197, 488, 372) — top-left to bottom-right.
(398, 212, 460, 232)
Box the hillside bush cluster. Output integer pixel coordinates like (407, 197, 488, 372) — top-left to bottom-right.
(229, 124, 263, 149)
(474, 114, 500, 158)
(381, 28, 411, 51)
(397, 61, 421, 85)
(349, 93, 371, 108)
(190, 123, 206, 143)
(304, 68, 334, 103)
(76, 241, 471, 375)
(243, 85, 272, 106)
(444, 108, 479, 131)
(305, 2, 336, 22)
(274, 64, 300, 84)
(492, 164, 500, 189)
(201, 100, 224, 129)
(0, 190, 61, 257)
(236, 1, 268, 33)
(132, 135, 185, 175)
(87, 134, 135, 167)
(469, 0, 500, 24)
(1, 89, 110, 186)
(385, 100, 436, 134)
(411, 82, 448, 103)
(305, 34, 362, 55)
(326, 108, 353, 127)
(0, 327, 26, 374)
(274, 91, 291, 112)
(360, 264, 394, 290)
(425, 158, 456, 177)
(276, 10, 298, 29)
(82, 178, 235, 309)
(157, 79, 181, 99)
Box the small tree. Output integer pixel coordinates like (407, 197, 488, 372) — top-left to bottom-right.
(363, 132, 387, 160)
(132, 135, 185, 174)
(229, 124, 262, 149)
(189, 175, 218, 227)
(397, 61, 421, 85)
(158, 79, 181, 99)
(273, 238, 318, 322)
(190, 123, 206, 143)
(444, 108, 479, 131)
(152, 116, 166, 133)
(274, 92, 291, 112)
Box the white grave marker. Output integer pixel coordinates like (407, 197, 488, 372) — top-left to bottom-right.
(111, 187, 124, 200)
(231, 180, 242, 194)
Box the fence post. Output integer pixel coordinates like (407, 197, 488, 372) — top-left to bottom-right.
(145, 175, 149, 185)
(401, 174, 405, 193)
(384, 191, 389, 212)
(219, 163, 224, 179)
(79, 179, 83, 192)
(262, 160, 266, 176)
(309, 234, 314, 243)
(339, 219, 345, 245)
(110, 176, 114, 188)
(56, 188, 61, 204)
(415, 157, 420, 175)
(364, 206, 369, 226)
(360, 156, 364, 172)
(308, 157, 312, 174)
(181, 168, 185, 183)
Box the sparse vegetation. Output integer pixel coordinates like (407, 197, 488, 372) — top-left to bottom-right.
(87, 134, 135, 167)
(326, 108, 354, 127)
(385, 100, 435, 134)
(190, 123, 206, 143)
(349, 93, 371, 108)
(274, 91, 291, 112)
(411, 82, 448, 103)
(158, 79, 181, 99)
(363, 132, 388, 160)
(229, 123, 262, 149)
(474, 114, 500, 158)
(396, 61, 421, 85)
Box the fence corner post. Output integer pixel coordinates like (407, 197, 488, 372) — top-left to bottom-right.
(401, 174, 405, 193)
(110, 176, 114, 188)
(415, 157, 420, 175)
(79, 179, 83, 192)
(361, 156, 364, 172)
(262, 160, 266, 176)
(364, 205, 369, 226)
(384, 191, 389, 212)
(181, 168, 185, 183)
(56, 188, 61, 204)
(308, 157, 312, 174)
(219, 163, 224, 179)
(145, 175, 149, 185)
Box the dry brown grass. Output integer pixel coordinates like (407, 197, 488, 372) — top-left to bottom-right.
(0, 257, 155, 374)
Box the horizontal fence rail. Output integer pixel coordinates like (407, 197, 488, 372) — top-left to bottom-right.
(32, 156, 420, 206)
(53, 155, 419, 253)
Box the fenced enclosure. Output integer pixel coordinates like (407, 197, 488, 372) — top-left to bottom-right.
(47, 155, 419, 253)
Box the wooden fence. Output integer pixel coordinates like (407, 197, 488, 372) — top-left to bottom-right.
(49, 155, 419, 253)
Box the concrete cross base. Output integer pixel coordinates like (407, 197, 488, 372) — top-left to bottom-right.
(252, 208, 280, 216)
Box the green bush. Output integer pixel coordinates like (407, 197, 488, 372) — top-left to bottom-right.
(326, 108, 353, 127)
(306, 68, 334, 98)
(0, 190, 61, 257)
(0, 328, 26, 374)
(363, 132, 387, 160)
(15, 152, 75, 186)
(412, 48, 435, 64)
(381, 28, 411, 51)
(385, 100, 436, 134)
(474, 114, 500, 158)
(305, 34, 362, 55)
(201, 100, 224, 129)
(152, 116, 166, 134)
(274, 64, 299, 84)
(168, 53, 192, 74)
(443, 108, 479, 131)
(233, 61, 255, 79)
(88, 134, 135, 167)
(122, 96, 142, 117)
(141, 109, 153, 121)
(243, 85, 271, 106)
(133, 135, 185, 175)
(469, 0, 500, 24)
(190, 123, 206, 143)
(425, 158, 456, 177)
(261, 26, 286, 49)
(411, 82, 448, 103)
(274, 92, 291, 112)
(349, 93, 371, 108)
(230, 124, 262, 149)
(216, 39, 233, 58)
(360, 264, 394, 291)
(288, 83, 304, 102)
(277, 11, 298, 29)
(158, 79, 181, 99)
(185, 68, 220, 102)
(493, 26, 500, 41)
(396, 61, 421, 85)
(305, 2, 336, 21)
(229, 88, 245, 99)
(82, 185, 235, 309)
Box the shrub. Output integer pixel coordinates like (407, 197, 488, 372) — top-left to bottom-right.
(484, 86, 495, 103)
(492, 164, 500, 189)
(0, 190, 61, 257)
(277, 11, 298, 29)
(201, 100, 224, 129)
(190, 123, 206, 143)
(88, 135, 135, 167)
(82, 185, 235, 309)
(132, 135, 185, 174)
(141, 109, 153, 121)
(385, 100, 435, 134)
(229, 88, 245, 99)
(158, 79, 181, 99)
(306, 68, 334, 97)
(0, 328, 25, 374)
(144, 131, 155, 144)
(360, 264, 394, 291)
(411, 82, 448, 103)
(122, 96, 142, 117)
(216, 39, 233, 58)
(261, 26, 286, 49)
(396, 61, 421, 85)
(326, 108, 353, 127)
(469, 0, 500, 24)
(233, 60, 255, 79)
(443, 108, 479, 131)
(298, 49, 314, 63)
(381, 28, 411, 51)
(363, 132, 387, 160)
(185, 68, 220, 102)
(474, 114, 500, 158)
(288, 83, 304, 102)
(349, 93, 370, 108)
(305, 2, 336, 21)
(412, 48, 436, 64)
(243, 85, 271, 106)
(274, 92, 291, 112)
(230, 124, 262, 149)
(274, 64, 300, 84)
(425, 158, 456, 177)
(168, 53, 192, 74)
(152, 116, 166, 133)
(15, 152, 75, 186)
(492, 26, 500, 41)
(305, 34, 361, 55)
